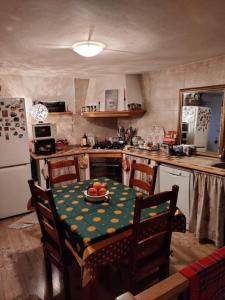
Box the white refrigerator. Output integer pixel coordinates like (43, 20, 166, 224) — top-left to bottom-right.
(0, 98, 31, 219)
(182, 106, 211, 150)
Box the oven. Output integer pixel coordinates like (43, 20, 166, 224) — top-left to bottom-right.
(89, 154, 122, 183)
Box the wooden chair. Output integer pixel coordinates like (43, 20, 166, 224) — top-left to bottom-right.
(48, 157, 80, 187)
(129, 160, 157, 195)
(28, 179, 80, 300)
(129, 185, 179, 294)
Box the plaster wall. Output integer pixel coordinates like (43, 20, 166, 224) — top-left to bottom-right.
(0, 75, 75, 141)
(124, 56, 225, 139)
(85, 74, 143, 111)
(0, 75, 117, 144)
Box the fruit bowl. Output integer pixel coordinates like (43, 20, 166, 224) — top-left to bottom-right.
(84, 181, 109, 202)
(83, 190, 109, 202)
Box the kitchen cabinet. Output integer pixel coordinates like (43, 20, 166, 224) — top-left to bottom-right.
(159, 164, 193, 229)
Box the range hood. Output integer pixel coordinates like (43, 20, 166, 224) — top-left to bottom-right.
(85, 74, 144, 111)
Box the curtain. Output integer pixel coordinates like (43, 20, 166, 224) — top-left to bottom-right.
(189, 171, 225, 247)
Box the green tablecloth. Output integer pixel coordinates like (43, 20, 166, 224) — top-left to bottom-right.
(53, 177, 168, 258)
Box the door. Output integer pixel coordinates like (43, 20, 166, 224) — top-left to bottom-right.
(0, 164, 31, 219)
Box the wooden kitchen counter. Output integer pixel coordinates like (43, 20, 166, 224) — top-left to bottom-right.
(30, 146, 122, 160)
(31, 146, 225, 176)
(122, 149, 225, 177)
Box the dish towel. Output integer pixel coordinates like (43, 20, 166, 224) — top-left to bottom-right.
(179, 247, 225, 300)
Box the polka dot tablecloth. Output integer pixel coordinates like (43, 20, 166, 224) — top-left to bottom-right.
(53, 177, 186, 285)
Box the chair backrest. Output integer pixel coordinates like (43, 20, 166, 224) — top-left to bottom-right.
(129, 160, 157, 195)
(48, 157, 80, 187)
(28, 179, 66, 263)
(130, 185, 179, 288)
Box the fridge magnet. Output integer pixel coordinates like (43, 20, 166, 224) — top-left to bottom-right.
(10, 112, 17, 117)
(2, 110, 8, 117)
(15, 123, 20, 127)
(5, 133, 9, 140)
(20, 113, 24, 119)
(14, 131, 18, 136)
(0, 101, 4, 105)
(20, 126, 25, 131)
(105, 89, 118, 111)
(11, 106, 16, 111)
(4, 126, 9, 131)
(0, 132, 1, 137)
(18, 134, 23, 138)
(5, 104, 10, 108)
(10, 127, 15, 131)
(0, 118, 2, 122)
(14, 117, 19, 122)
(19, 108, 24, 112)
(5, 122, 11, 126)
(0, 126, 2, 131)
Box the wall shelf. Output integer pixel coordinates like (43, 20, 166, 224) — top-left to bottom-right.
(48, 111, 73, 116)
(81, 110, 146, 118)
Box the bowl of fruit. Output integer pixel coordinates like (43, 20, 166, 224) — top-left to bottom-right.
(84, 181, 109, 202)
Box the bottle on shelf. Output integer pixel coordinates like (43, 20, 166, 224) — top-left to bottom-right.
(124, 88, 127, 110)
(81, 133, 88, 147)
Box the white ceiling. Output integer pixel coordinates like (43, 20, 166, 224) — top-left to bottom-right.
(1, 0, 225, 77)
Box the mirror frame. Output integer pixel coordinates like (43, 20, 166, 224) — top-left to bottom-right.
(178, 84, 225, 157)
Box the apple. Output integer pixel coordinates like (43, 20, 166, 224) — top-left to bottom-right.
(88, 187, 98, 196)
(100, 182, 107, 189)
(98, 187, 107, 196)
(93, 181, 102, 190)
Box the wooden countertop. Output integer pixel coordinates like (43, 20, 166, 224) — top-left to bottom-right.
(31, 146, 225, 176)
(123, 149, 225, 176)
(30, 146, 122, 160)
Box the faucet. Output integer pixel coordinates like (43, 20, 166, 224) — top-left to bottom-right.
(220, 147, 225, 162)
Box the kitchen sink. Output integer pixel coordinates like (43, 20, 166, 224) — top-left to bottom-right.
(211, 162, 225, 169)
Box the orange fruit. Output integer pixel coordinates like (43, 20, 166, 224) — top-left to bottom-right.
(98, 187, 107, 196)
(88, 187, 98, 196)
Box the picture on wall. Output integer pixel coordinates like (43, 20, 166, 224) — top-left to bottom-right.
(105, 89, 118, 111)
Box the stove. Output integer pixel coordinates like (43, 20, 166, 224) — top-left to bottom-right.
(92, 141, 125, 149)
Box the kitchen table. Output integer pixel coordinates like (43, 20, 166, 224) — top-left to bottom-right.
(52, 177, 186, 285)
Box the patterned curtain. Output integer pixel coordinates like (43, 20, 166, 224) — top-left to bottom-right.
(189, 171, 225, 247)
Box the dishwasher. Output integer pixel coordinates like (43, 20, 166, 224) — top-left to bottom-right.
(159, 164, 192, 229)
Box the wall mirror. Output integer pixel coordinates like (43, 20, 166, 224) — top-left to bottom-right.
(179, 85, 225, 157)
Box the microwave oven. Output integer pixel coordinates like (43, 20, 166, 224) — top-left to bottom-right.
(32, 123, 56, 140)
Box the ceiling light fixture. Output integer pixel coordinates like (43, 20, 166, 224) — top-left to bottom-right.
(72, 41, 105, 57)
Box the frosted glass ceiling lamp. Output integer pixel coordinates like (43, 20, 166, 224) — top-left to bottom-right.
(72, 41, 105, 57)
(31, 104, 48, 123)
